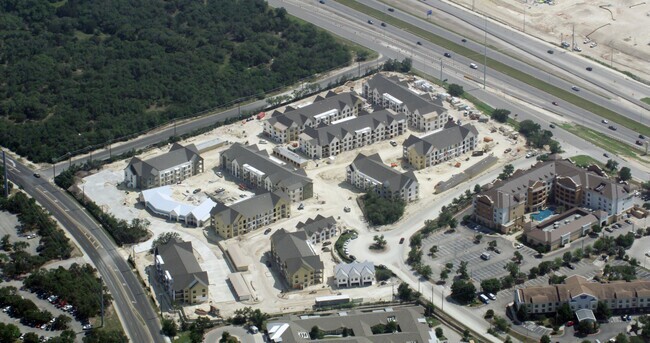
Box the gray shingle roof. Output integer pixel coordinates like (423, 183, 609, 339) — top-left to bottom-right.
(300, 109, 407, 146)
(127, 143, 201, 177)
(296, 215, 337, 237)
(268, 91, 362, 128)
(221, 143, 311, 190)
(156, 239, 209, 291)
(271, 229, 323, 275)
(349, 153, 418, 193)
(364, 74, 446, 115)
(210, 192, 288, 225)
(403, 122, 478, 155)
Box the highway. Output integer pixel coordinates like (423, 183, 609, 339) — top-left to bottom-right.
(5, 159, 165, 343)
(266, 0, 649, 164)
(373, 0, 650, 113)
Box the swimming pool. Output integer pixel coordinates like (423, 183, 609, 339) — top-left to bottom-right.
(531, 207, 555, 222)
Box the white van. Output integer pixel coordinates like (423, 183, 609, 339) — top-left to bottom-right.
(479, 294, 490, 304)
(470, 63, 478, 69)
(480, 252, 491, 260)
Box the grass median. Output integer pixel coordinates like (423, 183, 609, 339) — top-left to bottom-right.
(335, 0, 650, 136)
(560, 123, 649, 164)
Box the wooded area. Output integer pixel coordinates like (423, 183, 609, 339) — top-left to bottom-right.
(0, 0, 352, 162)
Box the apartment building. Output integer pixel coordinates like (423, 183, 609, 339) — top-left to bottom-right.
(347, 153, 419, 202)
(264, 91, 363, 143)
(267, 305, 439, 343)
(124, 143, 203, 190)
(514, 275, 650, 315)
(154, 239, 209, 305)
(403, 122, 479, 169)
(473, 158, 634, 233)
(299, 109, 407, 159)
(270, 229, 323, 289)
(295, 215, 338, 244)
(220, 143, 313, 203)
(362, 73, 448, 132)
(210, 192, 291, 239)
(334, 261, 375, 287)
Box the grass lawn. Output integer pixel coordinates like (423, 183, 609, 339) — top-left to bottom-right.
(173, 331, 191, 343)
(90, 306, 126, 336)
(335, 0, 650, 137)
(335, 231, 357, 263)
(559, 123, 650, 164)
(569, 155, 610, 173)
(642, 97, 650, 105)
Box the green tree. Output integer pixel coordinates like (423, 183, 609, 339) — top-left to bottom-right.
(575, 320, 598, 335)
(493, 316, 510, 333)
(310, 326, 324, 340)
(615, 333, 629, 343)
(563, 251, 573, 264)
(397, 282, 414, 301)
(372, 235, 387, 250)
(439, 269, 449, 282)
(505, 262, 519, 278)
(22, 332, 40, 343)
(619, 167, 632, 181)
(501, 275, 514, 288)
(419, 265, 433, 279)
(249, 309, 269, 329)
(151, 232, 180, 251)
(0, 235, 10, 252)
(435, 327, 444, 338)
(474, 184, 482, 194)
(480, 278, 501, 294)
(447, 84, 464, 97)
(488, 240, 497, 250)
(513, 251, 523, 263)
(528, 267, 539, 279)
(540, 334, 551, 343)
(362, 192, 405, 225)
(429, 245, 439, 256)
(595, 301, 611, 320)
(52, 314, 72, 331)
(161, 318, 178, 338)
(485, 309, 495, 318)
(451, 279, 476, 304)
(499, 164, 514, 180)
(457, 261, 469, 280)
(492, 109, 511, 123)
(556, 303, 573, 324)
(518, 120, 541, 136)
(606, 159, 619, 171)
(0, 323, 20, 343)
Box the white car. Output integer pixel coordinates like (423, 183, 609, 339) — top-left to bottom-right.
(602, 119, 608, 124)
(515, 243, 524, 249)
(469, 63, 478, 69)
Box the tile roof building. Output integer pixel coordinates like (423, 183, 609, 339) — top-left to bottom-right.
(347, 153, 419, 202)
(154, 239, 209, 304)
(264, 92, 363, 143)
(220, 143, 313, 203)
(335, 261, 376, 287)
(514, 275, 650, 315)
(473, 158, 634, 234)
(362, 73, 449, 132)
(210, 192, 291, 239)
(403, 122, 479, 170)
(267, 305, 440, 343)
(270, 229, 324, 289)
(124, 143, 203, 189)
(296, 215, 338, 244)
(139, 186, 216, 227)
(299, 109, 407, 159)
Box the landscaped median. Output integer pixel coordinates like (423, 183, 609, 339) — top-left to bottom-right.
(559, 123, 649, 164)
(335, 0, 650, 137)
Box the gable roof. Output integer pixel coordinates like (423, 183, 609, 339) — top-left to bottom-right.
(296, 215, 337, 237)
(403, 122, 478, 155)
(127, 143, 201, 177)
(299, 109, 406, 146)
(364, 73, 446, 116)
(210, 192, 288, 225)
(271, 229, 323, 275)
(140, 186, 216, 223)
(156, 239, 209, 291)
(221, 143, 311, 190)
(335, 261, 375, 277)
(268, 92, 362, 128)
(348, 153, 418, 193)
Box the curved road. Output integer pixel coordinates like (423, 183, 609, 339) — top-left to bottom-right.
(5, 159, 164, 343)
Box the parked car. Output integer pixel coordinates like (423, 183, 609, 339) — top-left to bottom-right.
(298, 203, 304, 210)
(487, 293, 496, 300)
(566, 321, 575, 327)
(399, 237, 405, 244)
(567, 264, 575, 270)
(264, 228, 272, 235)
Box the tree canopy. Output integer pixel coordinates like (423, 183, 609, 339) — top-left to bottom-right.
(362, 192, 405, 226)
(0, 0, 351, 162)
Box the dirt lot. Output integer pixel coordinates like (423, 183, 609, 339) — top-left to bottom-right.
(446, 0, 650, 80)
(80, 73, 525, 318)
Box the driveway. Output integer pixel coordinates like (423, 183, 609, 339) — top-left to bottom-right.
(203, 325, 263, 343)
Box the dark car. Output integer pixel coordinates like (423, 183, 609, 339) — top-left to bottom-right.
(609, 125, 617, 131)
(586, 66, 593, 71)
(547, 49, 554, 54)
(416, 41, 422, 45)
(33, 173, 40, 178)
(264, 228, 272, 235)
(637, 140, 644, 146)
(552, 101, 558, 106)
(367, 19, 373, 24)
(319, 0, 325, 3)
(399, 237, 405, 244)
(549, 124, 555, 128)
(443, 52, 452, 58)
(461, 38, 467, 43)
(640, 134, 646, 139)
(603, 153, 609, 157)
(387, 7, 394, 12)
(381, 22, 386, 27)
(567, 264, 575, 270)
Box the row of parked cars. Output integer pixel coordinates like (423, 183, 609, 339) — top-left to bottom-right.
(40, 292, 92, 330)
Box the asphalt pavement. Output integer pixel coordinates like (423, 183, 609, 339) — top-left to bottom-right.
(5, 160, 164, 343)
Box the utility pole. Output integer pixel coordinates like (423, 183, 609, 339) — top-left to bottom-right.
(483, 16, 488, 89)
(99, 277, 104, 328)
(2, 151, 8, 198)
(440, 59, 443, 82)
(571, 24, 575, 50)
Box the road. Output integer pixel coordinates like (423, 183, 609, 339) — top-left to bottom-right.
(276, 0, 648, 150)
(268, 0, 647, 177)
(5, 159, 165, 343)
(45, 58, 383, 177)
(347, 156, 540, 343)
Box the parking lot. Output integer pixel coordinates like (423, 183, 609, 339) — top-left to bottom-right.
(0, 210, 39, 256)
